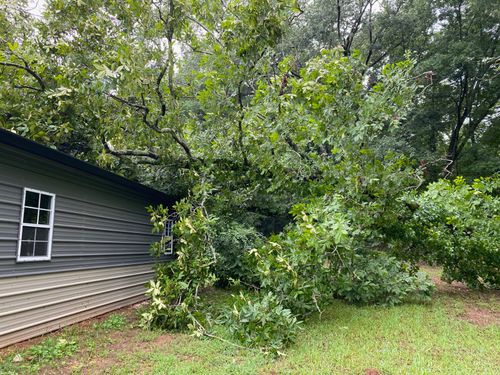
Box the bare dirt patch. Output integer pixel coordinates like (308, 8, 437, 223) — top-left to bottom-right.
(460, 306, 500, 327)
(72, 331, 177, 375)
(0, 306, 133, 364)
(151, 334, 175, 347)
(0, 300, 188, 375)
(44, 307, 176, 375)
(422, 265, 500, 327)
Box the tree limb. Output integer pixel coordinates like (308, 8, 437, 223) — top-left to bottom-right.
(155, 65, 168, 120)
(108, 93, 148, 111)
(237, 81, 249, 166)
(14, 84, 42, 92)
(343, 0, 371, 56)
(365, 1, 374, 65)
(0, 61, 46, 90)
(164, 128, 197, 162)
(103, 139, 159, 160)
(184, 14, 223, 46)
(367, 40, 403, 68)
(336, 0, 342, 43)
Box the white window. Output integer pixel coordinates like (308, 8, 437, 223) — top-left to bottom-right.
(162, 219, 174, 255)
(17, 188, 55, 262)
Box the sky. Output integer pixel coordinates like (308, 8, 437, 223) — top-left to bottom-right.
(27, 0, 45, 17)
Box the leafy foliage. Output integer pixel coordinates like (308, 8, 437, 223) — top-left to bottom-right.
(223, 292, 301, 356)
(224, 195, 435, 352)
(249, 196, 351, 317)
(280, 0, 500, 179)
(141, 197, 217, 330)
(1, 0, 498, 358)
(212, 221, 263, 286)
(332, 253, 435, 306)
(140, 50, 440, 353)
(403, 175, 500, 288)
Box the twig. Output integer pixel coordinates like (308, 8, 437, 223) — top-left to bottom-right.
(14, 84, 42, 92)
(190, 316, 255, 351)
(108, 93, 148, 111)
(312, 294, 323, 318)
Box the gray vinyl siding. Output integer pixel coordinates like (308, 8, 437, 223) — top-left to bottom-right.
(0, 142, 168, 278)
(0, 264, 153, 348)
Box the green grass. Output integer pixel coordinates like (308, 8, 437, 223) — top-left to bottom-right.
(1, 267, 498, 375)
(93, 313, 129, 331)
(0, 337, 78, 374)
(267, 300, 498, 374)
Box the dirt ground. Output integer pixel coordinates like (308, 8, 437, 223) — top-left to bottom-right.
(424, 267, 500, 327)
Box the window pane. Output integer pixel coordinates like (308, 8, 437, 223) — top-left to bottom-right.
(36, 228, 49, 241)
(34, 242, 48, 256)
(20, 241, 34, 257)
(40, 194, 52, 209)
(23, 208, 38, 224)
(38, 210, 50, 225)
(22, 227, 36, 241)
(25, 191, 39, 208)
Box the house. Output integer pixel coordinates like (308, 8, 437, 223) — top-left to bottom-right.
(0, 129, 176, 348)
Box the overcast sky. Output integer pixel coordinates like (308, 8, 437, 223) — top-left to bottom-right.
(27, 0, 45, 17)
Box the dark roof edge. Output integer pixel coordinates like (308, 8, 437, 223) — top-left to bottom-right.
(0, 128, 178, 205)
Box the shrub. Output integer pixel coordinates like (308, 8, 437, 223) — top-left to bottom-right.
(332, 253, 435, 306)
(223, 292, 302, 356)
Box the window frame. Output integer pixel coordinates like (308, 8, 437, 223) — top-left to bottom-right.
(162, 219, 175, 255)
(16, 187, 56, 262)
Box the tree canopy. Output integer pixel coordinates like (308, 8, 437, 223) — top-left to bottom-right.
(1, 0, 498, 184)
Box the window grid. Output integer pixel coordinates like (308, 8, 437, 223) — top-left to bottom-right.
(162, 219, 174, 255)
(17, 188, 55, 262)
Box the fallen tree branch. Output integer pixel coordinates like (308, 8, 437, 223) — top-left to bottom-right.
(190, 316, 257, 352)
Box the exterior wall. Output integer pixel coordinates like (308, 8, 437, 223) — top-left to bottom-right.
(0, 264, 153, 348)
(0, 142, 165, 277)
(0, 141, 171, 347)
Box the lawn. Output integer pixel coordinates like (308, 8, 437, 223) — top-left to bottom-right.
(1, 267, 498, 375)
